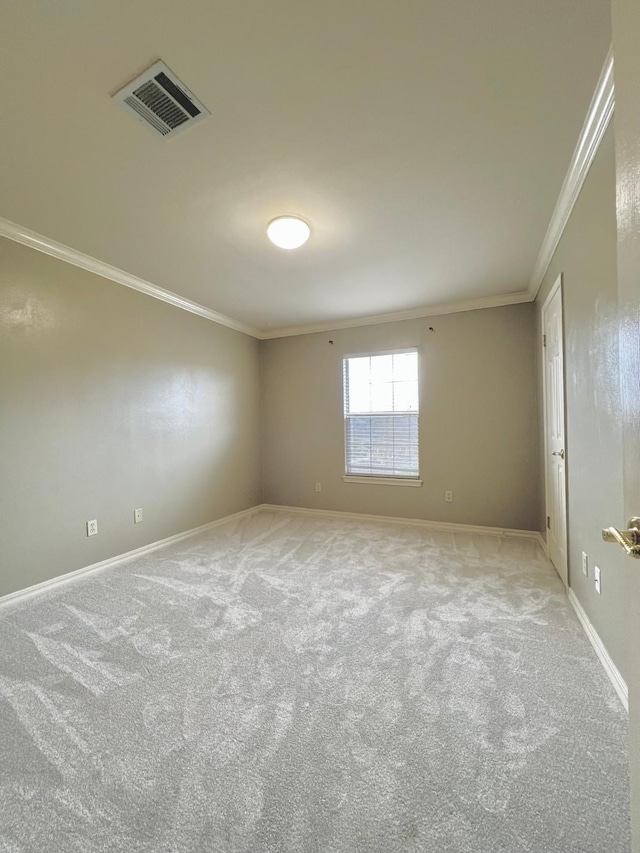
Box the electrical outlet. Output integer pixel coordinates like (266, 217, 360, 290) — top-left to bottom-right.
(594, 565, 601, 594)
(86, 519, 98, 537)
(582, 551, 588, 577)
(315, 482, 322, 492)
(445, 490, 453, 502)
(134, 508, 143, 524)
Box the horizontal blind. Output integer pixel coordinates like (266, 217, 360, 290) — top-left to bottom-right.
(344, 350, 419, 477)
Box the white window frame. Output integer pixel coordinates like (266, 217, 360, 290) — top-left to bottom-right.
(342, 347, 422, 487)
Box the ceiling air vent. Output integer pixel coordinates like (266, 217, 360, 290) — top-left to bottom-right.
(113, 61, 210, 139)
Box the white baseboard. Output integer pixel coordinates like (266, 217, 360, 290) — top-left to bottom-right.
(567, 588, 628, 712)
(535, 531, 549, 556)
(260, 503, 542, 544)
(0, 505, 262, 610)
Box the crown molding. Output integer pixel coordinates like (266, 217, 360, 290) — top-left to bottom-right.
(258, 290, 532, 339)
(0, 217, 261, 338)
(0, 52, 615, 338)
(0, 217, 531, 340)
(528, 49, 614, 300)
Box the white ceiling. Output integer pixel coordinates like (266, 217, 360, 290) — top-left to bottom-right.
(0, 0, 610, 334)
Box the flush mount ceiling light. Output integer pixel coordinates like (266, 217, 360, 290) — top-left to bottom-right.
(267, 216, 311, 250)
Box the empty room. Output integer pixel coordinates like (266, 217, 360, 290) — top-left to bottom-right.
(1, 1, 639, 851)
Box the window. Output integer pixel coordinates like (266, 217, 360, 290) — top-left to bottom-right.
(343, 350, 419, 479)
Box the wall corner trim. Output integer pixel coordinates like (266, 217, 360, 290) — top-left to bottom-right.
(528, 49, 615, 300)
(260, 291, 533, 339)
(0, 505, 262, 609)
(567, 587, 628, 712)
(0, 217, 261, 339)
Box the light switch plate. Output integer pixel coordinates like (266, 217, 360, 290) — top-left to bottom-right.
(594, 565, 601, 594)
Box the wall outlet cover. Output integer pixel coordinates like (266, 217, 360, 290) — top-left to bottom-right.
(445, 490, 453, 502)
(134, 508, 143, 524)
(86, 519, 98, 537)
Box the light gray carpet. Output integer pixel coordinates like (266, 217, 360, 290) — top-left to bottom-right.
(0, 510, 630, 852)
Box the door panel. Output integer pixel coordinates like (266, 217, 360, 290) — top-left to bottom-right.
(543, 280, 568, 586)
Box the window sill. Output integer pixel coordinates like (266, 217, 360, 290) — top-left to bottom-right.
(342, 476, 423, 487)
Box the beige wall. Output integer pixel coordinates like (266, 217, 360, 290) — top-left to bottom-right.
(610, 0, 640, 841)
(535, 124, 631, 680)
(262, 303, 539, 531)
(0, 238, 261, 597)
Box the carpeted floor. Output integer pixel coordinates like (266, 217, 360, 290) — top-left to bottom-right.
(0, 510, 630, 852)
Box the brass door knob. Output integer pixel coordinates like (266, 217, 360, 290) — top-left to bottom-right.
(602, 518, 640, 558)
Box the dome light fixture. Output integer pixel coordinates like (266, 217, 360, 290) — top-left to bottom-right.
(267, 216, 311, 250)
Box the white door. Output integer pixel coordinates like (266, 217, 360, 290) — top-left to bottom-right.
(609, 1, 640, 846)
(542, 276, 568, 586)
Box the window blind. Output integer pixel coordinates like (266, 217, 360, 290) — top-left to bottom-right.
(343, 350, 419, 478)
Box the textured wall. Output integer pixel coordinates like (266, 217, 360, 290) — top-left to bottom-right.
(611, 0, 640, 842)
(0, 238, 262, 597)
(262, 303, 539, 531)
(535, 125, 631, 680)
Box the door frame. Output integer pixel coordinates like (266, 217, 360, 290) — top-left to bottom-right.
(541, 272, 569, 584)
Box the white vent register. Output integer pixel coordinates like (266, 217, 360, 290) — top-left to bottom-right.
(113, 61, 209, 138)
